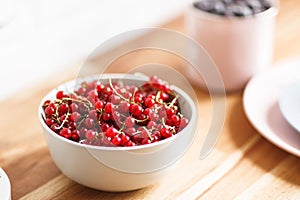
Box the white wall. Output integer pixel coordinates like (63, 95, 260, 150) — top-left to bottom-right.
(0, 0, 190, 100)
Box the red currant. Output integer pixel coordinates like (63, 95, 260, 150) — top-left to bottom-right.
(45, 106, 55, 116)
(125, 117, 135, 128)
(94, 101, 104, 110)
(84, 118, 94, 129)
(56, 91, 68, 100)
(60, 128, 72, 139)
(130, 104, 142, 116)
(104, 102, 113, 113)
(85, 130, 96, 140)
(160, 127, 172, 138)
(105, 127, 118, 138)
(112, 136, 121, 146)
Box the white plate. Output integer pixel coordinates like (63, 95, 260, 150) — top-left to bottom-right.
(243, 58, 300, 157)
(0, 167, 11, 200)
(279, 81, 300, 132)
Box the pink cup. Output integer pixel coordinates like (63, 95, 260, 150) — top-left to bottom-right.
(185, 2, 278, 92)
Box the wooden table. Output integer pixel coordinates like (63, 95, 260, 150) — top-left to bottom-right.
(1, 1, 300, 199)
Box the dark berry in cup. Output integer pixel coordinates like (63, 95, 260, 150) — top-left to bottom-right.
(193, 0, 273, 17)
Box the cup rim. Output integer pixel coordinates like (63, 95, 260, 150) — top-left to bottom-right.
(188, 1, 278, 22)
(38, 73, 197, 152)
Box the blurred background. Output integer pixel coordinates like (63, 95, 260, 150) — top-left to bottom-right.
(0, 0, 190, 101)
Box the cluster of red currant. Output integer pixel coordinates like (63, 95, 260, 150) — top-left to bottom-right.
(42, 76, 189, 147)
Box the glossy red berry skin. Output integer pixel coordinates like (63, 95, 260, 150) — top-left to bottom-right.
(45, 106, 55, 116)
(125, 117, 135, 128)
(104, 103, 113, 114)
(56, 91, 68, 100)
(60, 128, 72, 139)
(94, 101, 104, 110)
(130, 104, 143, 116)
(105, 127, 118, 138)
(85, 130, 96, 140)
(112, 136, 121, 146)
(160, 127, 172, 138)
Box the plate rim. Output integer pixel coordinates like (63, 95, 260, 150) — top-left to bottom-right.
(243, 57, 300, 157)
(0, 167, 11, 200)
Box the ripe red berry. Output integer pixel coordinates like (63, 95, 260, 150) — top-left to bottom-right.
(88, 90, 98, 99)
(50, 123, 60, 133)
(89, 110, 98, 120)
(46, 118, 55, 126)
(45, 106, 55, 116)
(130, 104, 142, 116)
(103, 137, 112, 146)
(101, 123, 110, 132)
(58, 103, 69, 116)
(104, 86, 113, 96)
(121, 135, 130, 146)
(96, 84, 104, 93)
(125, 117, 135, 128)
(110, 95, 121, 104)
(105, 127, 118, 138)
(102, 113, 111, 122)
(144, 98, 155, 108)
(125, 127, 136, 136)
(71, 130, 80, 141)
(126, 140, 136, 147)
(94, 101, 104, 110)
(85, 130, 96, 140)
(119, 101, 130, 113)
(171, 114, 180, 125)
(56, 91, 68, 100)
(104, 102, 113, 113)
(142, 138, 151, 145)
(70, 103, 79, 112)
(160, 127, 172, 138)
(60, 128, 72, 139)
(84, 118, 94, 129)
(112, 136, 121, 146)
(179, 118, 189, 129)
(71, 112, 81, 122)
(147, 121, 156, 129)
(43, 100, 51, 108)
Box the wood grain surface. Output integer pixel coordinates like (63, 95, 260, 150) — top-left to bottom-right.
(1, 0, 300, 199)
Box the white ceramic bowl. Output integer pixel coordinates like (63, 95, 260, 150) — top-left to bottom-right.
(38, 73, 197, 192)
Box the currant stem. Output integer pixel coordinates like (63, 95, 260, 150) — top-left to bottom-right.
(109, 79, 130, 103)
(58, 112, 71, 129)
(134, 116, 149, 123)
(166, 95, 179, 109)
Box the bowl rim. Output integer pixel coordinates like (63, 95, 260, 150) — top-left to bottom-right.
(38, 73, 197, 151)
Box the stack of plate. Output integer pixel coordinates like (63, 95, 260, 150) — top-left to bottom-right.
(243, 57, 300, 157)
(0, 167, 11, 200)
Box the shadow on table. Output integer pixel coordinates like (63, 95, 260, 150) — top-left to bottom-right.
(59, 183, 148, 200)
(227, 95, 300, 185)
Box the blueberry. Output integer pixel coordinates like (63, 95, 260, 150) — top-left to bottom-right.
(246, 0, 263, 9)
(194, 0, 215, 12)
(222, 0, 233, 4)
(232, 4, 253, 17)
(260, 0, 272, 10)
(214, 1, 226, 15)
(226, 5, 235, 16)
